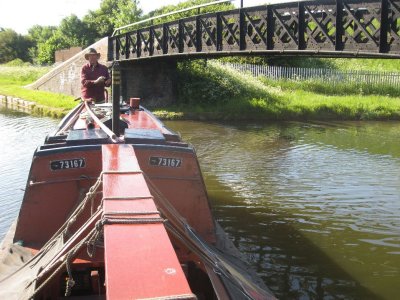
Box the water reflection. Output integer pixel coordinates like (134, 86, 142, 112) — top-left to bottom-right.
(166, 120, 400, 300)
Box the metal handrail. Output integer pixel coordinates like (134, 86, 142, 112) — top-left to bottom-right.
(112, 0, 233, 36)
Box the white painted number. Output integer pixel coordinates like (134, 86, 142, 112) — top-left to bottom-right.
(51, 158, 86, 171)
(150, 157, 182, 168)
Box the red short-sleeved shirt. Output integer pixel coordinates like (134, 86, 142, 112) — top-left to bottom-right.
(81, 63, 111, 101)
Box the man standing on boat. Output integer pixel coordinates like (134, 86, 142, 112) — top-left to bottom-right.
(81, 48, 111, 103)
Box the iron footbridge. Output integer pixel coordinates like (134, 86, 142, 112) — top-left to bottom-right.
(108, 0, 400, 61)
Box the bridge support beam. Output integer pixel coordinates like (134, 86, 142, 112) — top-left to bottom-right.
(121, 60, 177, 108)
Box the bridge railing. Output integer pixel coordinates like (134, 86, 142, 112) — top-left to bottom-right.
(108, 0, 400, 61)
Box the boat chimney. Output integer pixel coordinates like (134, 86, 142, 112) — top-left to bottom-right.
(112, 62, 121, 136)
(129, 97, 140, 110)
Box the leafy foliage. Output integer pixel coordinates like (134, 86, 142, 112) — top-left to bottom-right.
(84, 0, 142, 37)
(177, 60, 244, 105)
(109, 0, 142, 30)
(173, 60, 400, 120)
(36, 32, 69, 65)
(28, 25, 57, 44)
(58, 15, 92, 46)
(147, 0, 234, 25)
(0, 29, 33, 63)
(4, 58, 32, 67)
(35, 15, 96, 64)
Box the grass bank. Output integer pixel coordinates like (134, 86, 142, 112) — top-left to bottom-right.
(0, 65, 76, 118)
(1, 61, 400, 121)
(154, 60, 400, 121)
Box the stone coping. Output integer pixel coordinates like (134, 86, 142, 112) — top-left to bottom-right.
(0, 94, 67, 118)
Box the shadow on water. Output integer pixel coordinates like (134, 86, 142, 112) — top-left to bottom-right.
(207, 174, 382, 300)
(165, 120, 400, 300)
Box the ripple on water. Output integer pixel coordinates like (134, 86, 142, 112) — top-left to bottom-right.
(0, 110, 57, 240)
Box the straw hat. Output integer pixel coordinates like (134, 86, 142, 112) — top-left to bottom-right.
(84, 48, 100, 60)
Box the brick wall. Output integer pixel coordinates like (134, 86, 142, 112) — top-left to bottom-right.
(55, 47, 83, 63)
(121, 60, 177, 108)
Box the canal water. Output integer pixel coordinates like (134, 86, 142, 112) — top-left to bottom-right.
(0, 107, 399, 299)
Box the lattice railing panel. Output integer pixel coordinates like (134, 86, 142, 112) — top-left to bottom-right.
(182, 17, 198, 53)
(341, 0, 381, 51)
(243, 7, 268, 50)
(199, 15, 218, 52)
(138, 29, 152, 57)
(388, 0, 400, 52)
(271, 3, 300, 50)
(151, 25, 165, 56)
(220, 10, 241, 51)
(166, 21, 180, 54)
(304, 1, 337, 50)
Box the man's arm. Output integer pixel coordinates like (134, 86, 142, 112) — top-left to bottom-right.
(81, 66, 95, 87)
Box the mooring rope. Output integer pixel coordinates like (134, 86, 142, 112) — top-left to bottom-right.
(29, 224, 99, 299)
(63, 175, 103, 240)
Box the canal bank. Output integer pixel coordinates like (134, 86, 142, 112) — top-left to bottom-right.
(3, 91, 400, 122)
(1, 61, 400, 121)
(0, 94, 68, 118)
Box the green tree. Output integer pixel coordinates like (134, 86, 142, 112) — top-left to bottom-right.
(147, 0, 234, 24)
(36, 32, 69, 65)
(0, 28, 33, 63)
(83, 0, 142, 37)
(27, 25, 57, 64)
(58, 15, 92, 46)
(110, 0, 142, 30)
(34, 15, 95, 65)
(28, 25, 57, 44)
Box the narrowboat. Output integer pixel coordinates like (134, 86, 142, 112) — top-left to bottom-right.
(0, 99, 275, 299)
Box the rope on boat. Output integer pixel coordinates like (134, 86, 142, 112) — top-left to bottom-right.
(65, 252, 76, 297)
(29, 224, 100, 299)
(86, 219, 105, 259)
(63, 176, 103, 240)
(21, 175, 104, 298)
(85, 214, 165, 259)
